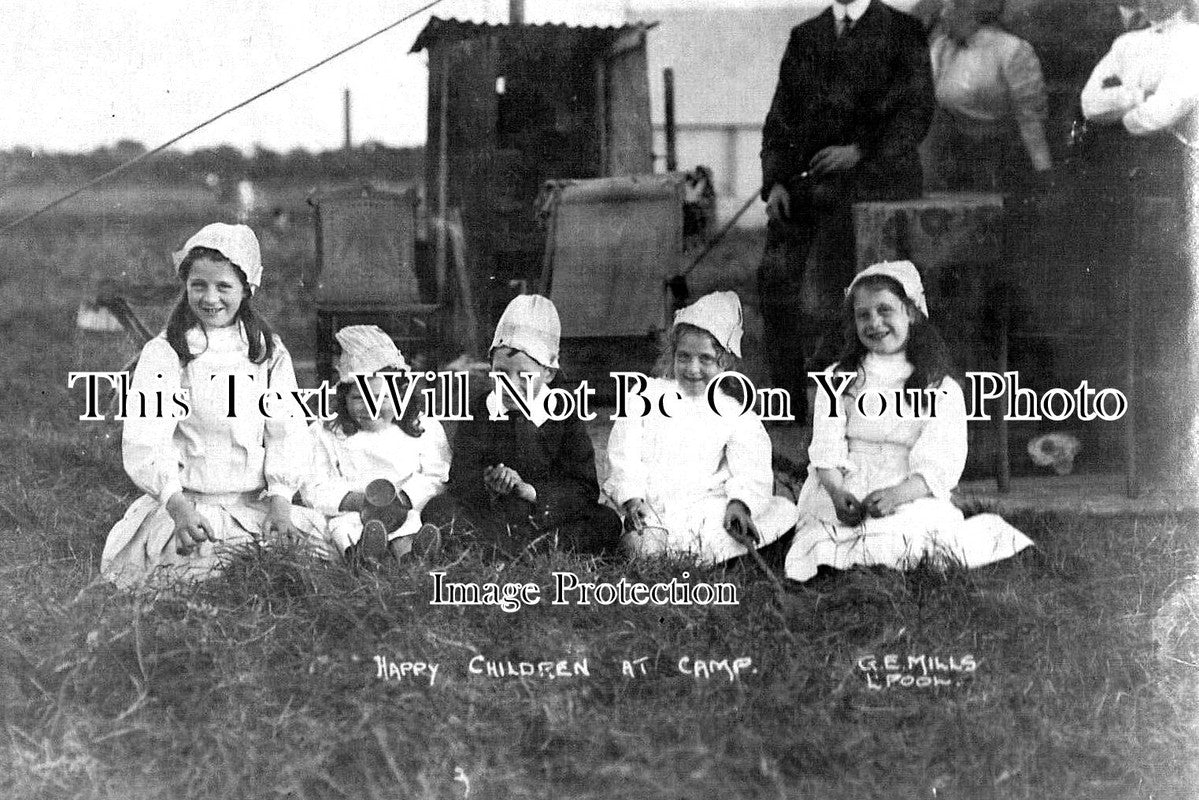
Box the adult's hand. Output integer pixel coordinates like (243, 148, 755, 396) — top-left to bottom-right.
(765, 184, 792, 223)
(808, 144, 861, 177)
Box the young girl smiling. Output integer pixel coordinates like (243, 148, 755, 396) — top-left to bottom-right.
(605, 291, 797, 564)
(303, 325, 449, 566)
(102, 223, 328, 587)
(784, 260, 1033, 581)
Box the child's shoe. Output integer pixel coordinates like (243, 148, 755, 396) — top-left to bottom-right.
(409, 523, 442, 561)
(346, 520, 390, 569)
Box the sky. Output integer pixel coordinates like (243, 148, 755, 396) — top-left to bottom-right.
(0, 0, 916, 154)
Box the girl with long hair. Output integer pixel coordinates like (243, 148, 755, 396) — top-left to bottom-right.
(784, 261, 1033, 581)
(102, 223, 328, 587)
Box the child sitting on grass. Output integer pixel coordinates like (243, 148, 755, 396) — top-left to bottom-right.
(102, 223, 328, 588)
(302, 325, 450, 567)
(604, 291, 799, 564)
(422, 295, 621, 559)
(784, 260, 1034, 581)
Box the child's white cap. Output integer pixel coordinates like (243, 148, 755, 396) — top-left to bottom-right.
(846, 260, 929, 317)
(173, 223, 263, 293)
(335, 325, 408, 380)
(490, 294, 560, 369)
(673, 290, 743, 358)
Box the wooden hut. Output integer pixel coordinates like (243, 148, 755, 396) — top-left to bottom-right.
(411, 16, 655, 326)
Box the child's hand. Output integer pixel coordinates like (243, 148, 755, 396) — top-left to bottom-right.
(263, 494, 303, 544)
(829, 488, 865, 527)
(484, 464, 524, 496)
(862, 477, 930, 519)
(166, 493, 215, 555)
(861, 487, 902, 518)
(483, 465, 503, 494)
(723, 500, 760, 546)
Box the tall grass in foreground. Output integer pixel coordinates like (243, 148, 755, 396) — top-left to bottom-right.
(2, 452, 1197, 800)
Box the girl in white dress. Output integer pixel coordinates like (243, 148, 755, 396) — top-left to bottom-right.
(784, 260, 1033, 581)
(604, 291, 798, 564)
(302, 325, 450, 565)
(101, 224, 328, 588)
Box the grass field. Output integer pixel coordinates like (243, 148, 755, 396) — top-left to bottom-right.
(1, 188, 1197, 799)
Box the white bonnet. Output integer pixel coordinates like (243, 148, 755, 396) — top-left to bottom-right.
(335, 325, 408, 380)
(173, 223, 263, 293)
(673, 290, 744, 358)
(490, 294, 561, 369)
(846, 260, 929, 317)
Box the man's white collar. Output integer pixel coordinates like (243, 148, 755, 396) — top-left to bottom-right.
(833, 0, 870, 23)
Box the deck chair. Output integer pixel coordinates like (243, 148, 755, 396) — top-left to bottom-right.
(306, 184, 442, 383)
(538, 174, 685, 396)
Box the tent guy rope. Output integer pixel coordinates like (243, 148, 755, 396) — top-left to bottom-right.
(0, 0, 449, 235)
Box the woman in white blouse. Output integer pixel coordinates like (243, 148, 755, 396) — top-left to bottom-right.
(1081, 0, 1199, 147)
(921, 0, 1054, 192)
(101, 224, 328, 588)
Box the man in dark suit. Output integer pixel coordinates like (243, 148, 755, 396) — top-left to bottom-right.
(757, 0, 934, 419)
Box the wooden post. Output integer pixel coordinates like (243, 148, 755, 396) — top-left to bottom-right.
(723, 124, 738, 196)
(664, 67, 677, 172)
(447, 208, 481, 355)
(435, 63, 450, 312)
(996, 293, 1011, 494)
(1125, 213, 1139, 498)
(343, 88, 352, 151)
(509, 0, 524, 24)
(595, 58, 608, 175)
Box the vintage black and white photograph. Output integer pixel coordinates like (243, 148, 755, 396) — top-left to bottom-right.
(1, 0, 1196, 796)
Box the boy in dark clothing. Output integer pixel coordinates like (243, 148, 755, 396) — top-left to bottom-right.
(423, 295, 621, 559)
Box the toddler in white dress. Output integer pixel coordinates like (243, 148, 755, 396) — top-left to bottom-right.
(302, 325, 450, 565)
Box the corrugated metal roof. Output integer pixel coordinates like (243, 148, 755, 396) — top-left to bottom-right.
(411, 16, 653, 53)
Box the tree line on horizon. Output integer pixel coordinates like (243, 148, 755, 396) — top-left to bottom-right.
(0, 140, 424, 186)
